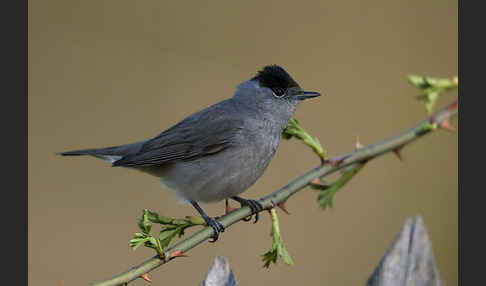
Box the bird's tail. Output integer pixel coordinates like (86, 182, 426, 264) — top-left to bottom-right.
(59, 141, 145, 164)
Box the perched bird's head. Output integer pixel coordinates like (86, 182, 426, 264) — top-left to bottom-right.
(251, 65, 321, 103)
(233, 65, 321, 121)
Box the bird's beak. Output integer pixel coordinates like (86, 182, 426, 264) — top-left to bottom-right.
(297, 91, 321, 100)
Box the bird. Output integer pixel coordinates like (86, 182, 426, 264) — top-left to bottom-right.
(60, 65, 321, 241)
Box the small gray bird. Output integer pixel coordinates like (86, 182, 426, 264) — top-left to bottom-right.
(61, 65, 320, 241)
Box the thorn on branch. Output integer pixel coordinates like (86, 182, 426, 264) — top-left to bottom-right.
(448, 101, 458, 112)
(277, 201, 290, 215)
(393, 147, 404, 161)
(327, 154, 351, 167)
(168, 249, 188, 260)
(140, 273, 152, 283)
(355, 135, 364, 150)
(309, 177, 331, 191)
(439, 119, 455, 132)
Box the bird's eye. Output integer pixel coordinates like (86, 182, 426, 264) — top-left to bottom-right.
(272, 87, 286, 98)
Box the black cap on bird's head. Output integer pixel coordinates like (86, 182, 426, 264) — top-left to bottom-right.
(252, 65, 300, 90)
(252, 65, 321, 100)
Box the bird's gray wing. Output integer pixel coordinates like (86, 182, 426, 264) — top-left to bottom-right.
(112, 101, 243, 167)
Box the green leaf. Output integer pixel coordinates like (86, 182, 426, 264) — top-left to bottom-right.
(185, 216, 206, 225)
(158, 228, 180, 249)
(318, 189, 335, 210)
(282, 118, 300, 140)
(278, 245, 294, 266)
(147, 210, 173, 224)
(408, 74, 458, 114)
(148, 236, 158, 247)
(138, 209, 152, 234)
(129, 235, 150, 251)
(133, 232, 146, 239)
(317, 163, 365, 210)
(178, 228, 186, 237)
(408, 75, 428, 88)
(262, 249, 278, 268)
(172, 219, 189, 226)
(144, 236, 165, 257)
(424, 91, 439, 113)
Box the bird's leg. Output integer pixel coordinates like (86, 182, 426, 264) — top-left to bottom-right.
(231, 196, 264, 223)
(191, 201, 224, 242)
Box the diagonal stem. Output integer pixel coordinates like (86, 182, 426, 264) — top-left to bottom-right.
(91, 99, 457, 286)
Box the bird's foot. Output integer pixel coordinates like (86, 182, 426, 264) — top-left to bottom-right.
(231, 197, 263, 223)
(203, 217, 225, 243)
(191, 201, 225, 242)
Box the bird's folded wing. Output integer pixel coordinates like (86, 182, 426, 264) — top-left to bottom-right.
(112, 105, 244, 167)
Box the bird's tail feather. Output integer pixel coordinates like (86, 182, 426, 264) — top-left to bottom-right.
(59, 141, 146, 164)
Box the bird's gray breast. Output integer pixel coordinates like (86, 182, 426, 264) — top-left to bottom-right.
(150, 118, 281, 204)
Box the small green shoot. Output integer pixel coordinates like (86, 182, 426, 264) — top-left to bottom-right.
(282, 118, 328, 161)
(408, 75, 458, 114)
(262, 208, 294, 268)
(129, 209, 206, 257)
(313, 163, 365, 210)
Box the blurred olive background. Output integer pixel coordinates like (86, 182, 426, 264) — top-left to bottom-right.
(29, 0, 457, 285)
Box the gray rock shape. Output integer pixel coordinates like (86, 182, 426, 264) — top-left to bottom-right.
(199, 255, 237, 286)
(367, 215, 443, 286)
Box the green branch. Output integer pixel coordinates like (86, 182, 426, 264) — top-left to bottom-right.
(91, 98, 457, 286)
